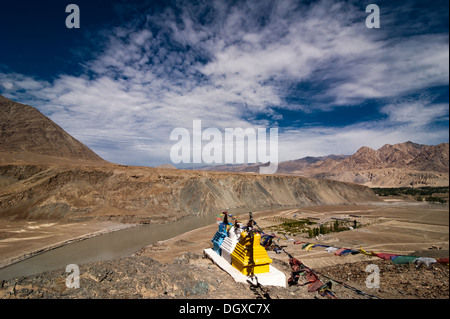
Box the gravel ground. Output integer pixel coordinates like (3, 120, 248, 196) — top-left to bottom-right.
(0, 251, 448, 300)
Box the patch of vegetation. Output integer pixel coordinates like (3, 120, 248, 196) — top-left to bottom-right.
(424, 196, 447, 204)
(267, 218, 316, 236)
(372, 186, 448, 204)
(371, 186, 449, 197)
(307, 220, 357, 238)
(267, 218, 362, 238)
(281, 218, 315, 234)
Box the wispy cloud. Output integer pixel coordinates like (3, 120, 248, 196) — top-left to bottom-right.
(0, 0, 448, 165)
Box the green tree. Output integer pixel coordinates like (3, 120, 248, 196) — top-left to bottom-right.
(334, 220, 340, 232)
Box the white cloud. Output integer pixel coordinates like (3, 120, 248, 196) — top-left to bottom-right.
(0, 0, 448, 166)
(325, 34, 449, 105)
(1, 81, 13, 90)
(381, 101, 449, 127)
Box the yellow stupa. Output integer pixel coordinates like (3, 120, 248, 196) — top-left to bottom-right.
(231, 231, 272, 275)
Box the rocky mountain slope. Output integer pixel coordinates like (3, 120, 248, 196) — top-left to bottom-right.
(0, 95, 379, 223)
(0, 163, 378, 223)
(196, 141, 449, 188)
(0, 95, 106, 165)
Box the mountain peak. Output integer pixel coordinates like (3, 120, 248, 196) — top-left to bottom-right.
(356, 146, 375, 153)
(0, 95, 105, 164)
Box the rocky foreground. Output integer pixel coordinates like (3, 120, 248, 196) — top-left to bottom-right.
(1, 251, 448, 300)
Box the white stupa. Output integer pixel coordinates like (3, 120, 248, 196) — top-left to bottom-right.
(220, 224, 243, 264)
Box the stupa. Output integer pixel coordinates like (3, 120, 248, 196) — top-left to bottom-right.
(220, 223, 243, 264)
(204, 211, 286, 287)
(231, 231, 273, 275)
(211, 212, 231, 255)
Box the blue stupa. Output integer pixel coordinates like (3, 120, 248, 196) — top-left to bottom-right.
(211, 222, 228, 255)
(211, 212, 232, 255)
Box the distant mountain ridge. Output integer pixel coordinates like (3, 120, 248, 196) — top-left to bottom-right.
(317, 141, 449, 173)
(194, 141, 449, 187)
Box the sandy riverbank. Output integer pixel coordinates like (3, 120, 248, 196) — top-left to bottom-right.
(0, 220, 137, 269)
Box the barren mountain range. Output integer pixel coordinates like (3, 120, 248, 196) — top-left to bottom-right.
(196, 142, 449, 188)
(0, 95, 379, 223)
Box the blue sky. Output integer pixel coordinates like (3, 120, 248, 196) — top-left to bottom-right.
(0, 0, 448, 167)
